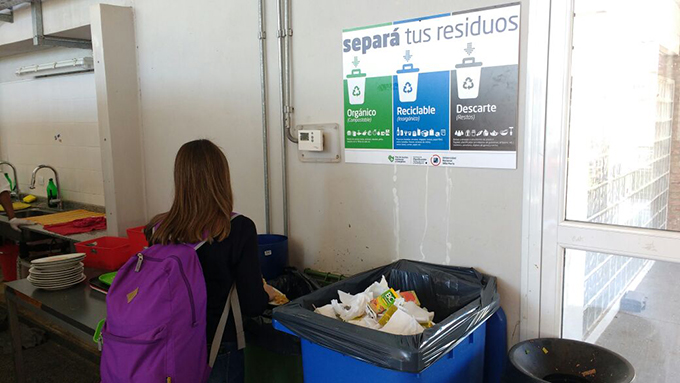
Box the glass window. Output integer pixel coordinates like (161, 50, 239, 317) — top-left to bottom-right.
(566, 0, 680, 232)
(563, 249, 680, 382)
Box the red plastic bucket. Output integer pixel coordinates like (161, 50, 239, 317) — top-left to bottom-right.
(0, 244, 19, 281)
(76, 237, 131, 271)
(126, 225, 147, 254)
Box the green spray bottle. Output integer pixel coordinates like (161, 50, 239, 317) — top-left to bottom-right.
(47, 178, 58, 207)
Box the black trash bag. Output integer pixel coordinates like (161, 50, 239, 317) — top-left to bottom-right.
(244, 267, 321, 355)
(268, 267, 321, 300)
(273, 260, 500, 373)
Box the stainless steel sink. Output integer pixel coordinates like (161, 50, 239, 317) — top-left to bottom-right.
(15, 209, 58, 218)
(2, 208, 60, 218)
(0, 208, 62, 242)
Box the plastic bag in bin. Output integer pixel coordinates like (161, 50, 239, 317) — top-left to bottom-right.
(273, 260, 500, 373)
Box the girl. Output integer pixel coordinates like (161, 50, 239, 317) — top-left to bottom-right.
(146, 139, 277, 383)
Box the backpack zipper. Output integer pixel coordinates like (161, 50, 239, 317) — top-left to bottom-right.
(168, 255, 198, 326)
(140, 255, 198, 326)
(135, 253, 144, 272)
(103, 330, 165, 344)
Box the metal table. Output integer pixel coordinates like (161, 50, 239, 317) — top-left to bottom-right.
(4, 268, 107, 383)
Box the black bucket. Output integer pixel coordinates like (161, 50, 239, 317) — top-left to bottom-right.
(504, 338, 635, 383)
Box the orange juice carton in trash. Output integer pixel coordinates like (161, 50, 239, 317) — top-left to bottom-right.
(366, 288, 401, 319)
(400, 290, 421, 306)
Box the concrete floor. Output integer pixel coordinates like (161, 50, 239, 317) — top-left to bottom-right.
(0, 330, 100, 382)
(596, 261, 680, 383)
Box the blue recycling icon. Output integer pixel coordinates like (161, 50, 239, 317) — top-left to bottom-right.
(403, 82, 413, 93)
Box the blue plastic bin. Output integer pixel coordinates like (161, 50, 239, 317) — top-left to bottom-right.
(257, 234, 288, 280)
(484, 307, 507, 383)
(274, 319, 487, 383)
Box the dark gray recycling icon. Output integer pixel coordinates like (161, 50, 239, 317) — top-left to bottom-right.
(403, 82, 413, 93)
(463, 77, 474, 90)
(353, 86, 361, 96)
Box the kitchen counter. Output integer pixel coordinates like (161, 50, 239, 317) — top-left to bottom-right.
(23, 221, 105, 243)
(0, 196, 107, 243)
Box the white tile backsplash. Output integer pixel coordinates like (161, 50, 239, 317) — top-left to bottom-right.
(0, 72, 103, 206)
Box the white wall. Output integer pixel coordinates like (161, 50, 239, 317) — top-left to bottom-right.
(132, 0, 267, 224)
(0, 49, 103, 206)
(0, 0, 529, 344)
(292, 1, 526, 344)
(132, 0, 528, 344)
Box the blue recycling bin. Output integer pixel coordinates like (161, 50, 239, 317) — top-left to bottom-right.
(272, 260, 506, 382)
(274, 320, 486, 383)
(257, 234, 288, 280)
(273, 308, 507, 383)
(484, 307, 507, 383)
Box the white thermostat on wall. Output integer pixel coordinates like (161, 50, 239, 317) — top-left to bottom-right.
(298, 129, 324, 152)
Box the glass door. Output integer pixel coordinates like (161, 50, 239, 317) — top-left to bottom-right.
(538, 1, 680, 381)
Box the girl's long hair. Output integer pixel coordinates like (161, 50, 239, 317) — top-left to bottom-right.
(147, 139, 233, 245)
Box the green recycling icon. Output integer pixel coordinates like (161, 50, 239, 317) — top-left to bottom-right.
(463, 77, 475, 90)
(352, 86, 362, 97)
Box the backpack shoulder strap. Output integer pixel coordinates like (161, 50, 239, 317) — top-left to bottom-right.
(208, 285, 245, 367)
(194, 212, 240, 251)
(208, 212, 246, 367)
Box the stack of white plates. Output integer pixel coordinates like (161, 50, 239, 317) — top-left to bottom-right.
(28, 253, 86, 290)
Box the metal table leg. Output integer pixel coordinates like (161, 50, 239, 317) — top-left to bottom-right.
(6, 291, 27, 383)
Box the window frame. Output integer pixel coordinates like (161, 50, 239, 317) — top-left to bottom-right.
(520, 0, 680, 340)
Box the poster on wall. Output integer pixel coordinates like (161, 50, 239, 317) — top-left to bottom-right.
(342, 3, 520, 169)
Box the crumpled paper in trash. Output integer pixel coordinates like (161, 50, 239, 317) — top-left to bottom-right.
(330, 278, 391, 322)
(380, 307, 424, 335)
(401, 301, 434, 324)
(363, 276, 389, 298)
(314, 304, 338, 319)
(312, 275, 436, 335)
(347, 316, 381, 329)
(331, 292, 372, 321)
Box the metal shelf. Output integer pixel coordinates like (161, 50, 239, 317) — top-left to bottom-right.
(0, 0, 25, 23)
(0, 1, 91, 48)
(0, 0, 27, 12)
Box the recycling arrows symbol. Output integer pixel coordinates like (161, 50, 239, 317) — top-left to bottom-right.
(403, 82, 413, 93)
(463, 77, 474, 90)
(352, 86, 361, 96)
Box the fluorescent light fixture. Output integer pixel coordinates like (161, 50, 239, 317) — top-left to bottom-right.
(15, 57, 94, 77)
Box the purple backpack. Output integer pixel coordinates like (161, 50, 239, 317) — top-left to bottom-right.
(99, 216, 244, 383)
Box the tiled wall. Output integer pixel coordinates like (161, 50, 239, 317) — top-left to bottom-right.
(0, 72, 103, 206)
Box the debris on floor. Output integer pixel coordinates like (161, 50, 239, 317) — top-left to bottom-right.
(0, 306, 47, 353)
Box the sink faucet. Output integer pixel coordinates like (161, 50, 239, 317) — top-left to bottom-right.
(30, 165, 62, 209)
(0, 161, 19, 199)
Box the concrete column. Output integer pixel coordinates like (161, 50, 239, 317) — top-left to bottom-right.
(91, 4, 146, 235)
